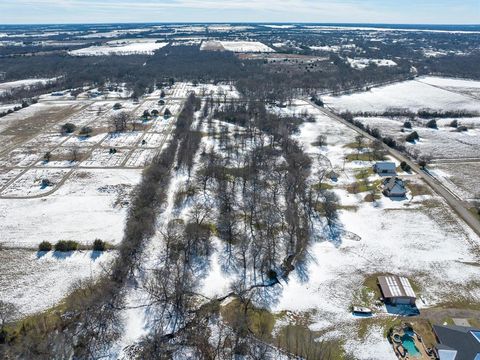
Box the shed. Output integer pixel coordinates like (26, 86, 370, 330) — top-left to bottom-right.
(377, 275, 416, 305)
(383, 177, 406, 198)
(433, 325, 480, 360)
(373, 161, 397, 175)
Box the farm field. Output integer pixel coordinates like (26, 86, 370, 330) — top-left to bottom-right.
(200, 40, 275, 53)
(69, 41, 168, 56)
(323, 76, 480, 113)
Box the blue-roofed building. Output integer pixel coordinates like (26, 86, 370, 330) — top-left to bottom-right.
(373, 161, 397, 176)
(382, 177, 407, 198)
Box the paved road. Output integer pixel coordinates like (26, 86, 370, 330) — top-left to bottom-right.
(307, 100, 480, 239)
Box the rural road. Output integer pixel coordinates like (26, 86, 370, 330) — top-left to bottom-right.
(307, 100, 480, 239)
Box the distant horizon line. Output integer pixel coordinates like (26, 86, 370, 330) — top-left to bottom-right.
(0, 21, 479, 26)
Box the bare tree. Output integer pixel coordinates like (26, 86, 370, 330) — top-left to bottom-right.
(111, 111, 132, 133)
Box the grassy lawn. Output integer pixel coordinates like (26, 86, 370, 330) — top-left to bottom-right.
(313, 182, 335, 191)
(406, 182, 431, 196)
(346, 152, 376, 162)
(469, 207, 480, 222)
(346, 178, 382, 195)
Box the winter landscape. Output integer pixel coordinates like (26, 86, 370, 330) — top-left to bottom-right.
(0, 2, 479, 360)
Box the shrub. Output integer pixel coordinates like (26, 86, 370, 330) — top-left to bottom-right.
(426, 119, 437, 129)
(79, 126, 93, 136)
(61, 123, 76, 134)
(382, 136, 397, 148)
(38, 241, 52, 252)
(55, 240, 79, 252)
(93, 239, 107, 251)
(449, 119, 458, 128)
(400, 161, 411, 172)
(266, 269, 278, 281)
(406, 131, 419, 143)
(403, 121, 412, 129)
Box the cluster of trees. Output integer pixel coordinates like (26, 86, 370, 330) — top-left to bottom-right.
(37, 239, 108, 252)
(124, 98, 340, 359)
(0, 100, 35, 118)
(348, 108, 479, 119)
(0, 94, 201, 359)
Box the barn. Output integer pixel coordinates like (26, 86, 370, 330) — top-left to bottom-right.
(377, 275, 416, 305)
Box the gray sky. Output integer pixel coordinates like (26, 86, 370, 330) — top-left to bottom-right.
(0, 0, 479, 24)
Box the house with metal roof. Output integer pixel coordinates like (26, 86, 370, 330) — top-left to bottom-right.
(433, 325, 480, 360)
(377, 275, 416, 305)
(382, 177, 407, 198)
(373, 161, 397, 176)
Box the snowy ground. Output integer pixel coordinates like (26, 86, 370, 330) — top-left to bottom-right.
(69, 41, 168, 56)
(151, 98, 479, 359)
(269, 100, 480, 358)
(0, 78, 56, 95)
(347, 58, 397, 69)
(430, 162, 480, 202)
(201, 40, 275, 53)
(0, 249, 115, 316)
(353, 116, 480, 160)
(0, 169, 141, 247)
(323, 76, 480, 208)
(0, 87, 188, 317)
(324, 76, 480, 113)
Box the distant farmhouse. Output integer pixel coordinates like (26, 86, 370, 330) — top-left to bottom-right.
(382, 177, 407, 198)
(433, 325, 480, 360)
(373, 161, 397, 176)
(377, 275, 416, 305)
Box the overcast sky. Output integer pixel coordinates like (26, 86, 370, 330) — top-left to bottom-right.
(0, 0, 478, 24)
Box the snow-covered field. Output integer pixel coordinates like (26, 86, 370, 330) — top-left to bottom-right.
(201, 40, 275, 53)
(69, 41, 168, 56)
(353, 116, 480, 160)
(0, 169, 141, 247)
(347, 58, 397, 69)
(0, 78, 56, 94)
(324, 76, 480, 113)
(0, 89, 188, 316)
(0, 249, 115, 317)
(430, 162, 480, 202)
(221, 41, 275, 53)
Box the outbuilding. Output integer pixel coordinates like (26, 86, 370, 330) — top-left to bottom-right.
(373, 161, 397, 176)
(377, 275, 416, 305)
(382, 177, 407, 198)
